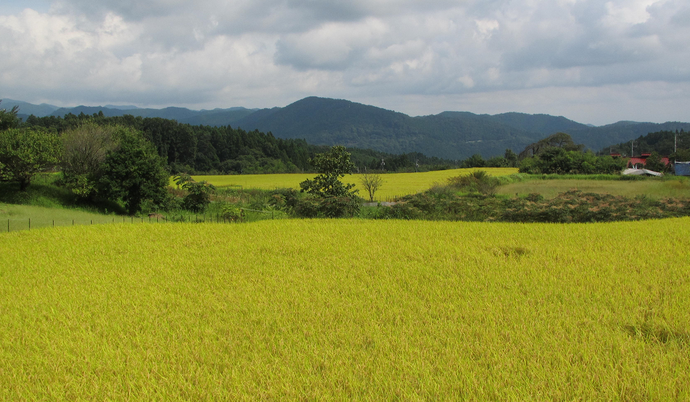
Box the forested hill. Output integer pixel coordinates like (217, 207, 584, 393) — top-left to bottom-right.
(230, 98, 690, 159)
(231, 97, 542, 160)
(21, 113, 451, 175)
(569, 122, 690, 153)
(7, 96, 690, 160)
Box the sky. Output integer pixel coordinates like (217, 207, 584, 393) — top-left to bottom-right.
(1, 0, 689, 126)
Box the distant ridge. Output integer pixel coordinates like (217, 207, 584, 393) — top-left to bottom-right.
(6, 97, 690, 159)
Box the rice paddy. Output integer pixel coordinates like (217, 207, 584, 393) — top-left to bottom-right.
(1, 218, 689, 400)
(191, 167, 519, 201)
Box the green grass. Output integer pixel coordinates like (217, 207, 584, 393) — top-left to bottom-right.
(497, 177, 690, 199)
(1, 219, 689, 399)
(0, 203, 170, 232)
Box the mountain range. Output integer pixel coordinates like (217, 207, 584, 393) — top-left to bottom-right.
(3, 97, 689, 160)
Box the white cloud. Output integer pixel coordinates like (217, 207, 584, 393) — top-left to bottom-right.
(0, 0, 688, 124)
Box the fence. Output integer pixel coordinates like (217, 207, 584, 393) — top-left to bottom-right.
(2, 208, 288, 233)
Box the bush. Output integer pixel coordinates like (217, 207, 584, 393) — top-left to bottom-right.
(447, 170, 499, 196)
(221, 204, 245, 222)
(292, 195, 361, 218)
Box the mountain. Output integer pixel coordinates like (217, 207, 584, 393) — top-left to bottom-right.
(8, 97, 690, 159)
(569, 122, 690, 152)
(228, 97, 577, 159)
(231, 98, 690, 159)
(1, 98, 59, 118)
(47, 105, 258, 126)
(487, 112, 590, 135)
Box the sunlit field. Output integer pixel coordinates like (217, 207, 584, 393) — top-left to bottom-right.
(1, 218, 689, 400)
(190, 167, 519, 200)
(0, 203, 129, 232)
(497, 177, 690, 199)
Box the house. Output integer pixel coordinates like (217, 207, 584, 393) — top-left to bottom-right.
(626, 153, 670, 169)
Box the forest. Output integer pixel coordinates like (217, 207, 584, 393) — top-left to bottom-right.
(22, 111, 453, 174)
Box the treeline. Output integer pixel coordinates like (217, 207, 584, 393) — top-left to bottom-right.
(22, 112, 454, 174)
(518, 133, 627, 174)
(603, 130, 690, 161)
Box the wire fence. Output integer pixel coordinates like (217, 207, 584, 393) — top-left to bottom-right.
(2, 208, 289, 233)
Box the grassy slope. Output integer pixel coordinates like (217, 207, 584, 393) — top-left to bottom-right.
(1, 219, 689, 400)
(497, 177, 690, 199)
(193, 167, 519, 201)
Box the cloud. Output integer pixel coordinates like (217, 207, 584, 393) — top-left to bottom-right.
(0, 0, 688, 124)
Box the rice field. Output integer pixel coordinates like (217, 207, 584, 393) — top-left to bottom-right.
(1, 218, 689, 400)
(191, 167, 519, 201)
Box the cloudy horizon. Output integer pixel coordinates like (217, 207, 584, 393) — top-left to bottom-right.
(1, 0, 689, 126)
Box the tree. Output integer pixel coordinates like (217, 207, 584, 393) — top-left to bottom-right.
(297, 145, 360, 218)
(644, 152, 668, 173)
(461, 154, 486, 168)
(504, 149, 518, 167)
(174, 173, 216, 212)
(0, 128, 61, 191)
(0, 101, 20, 131)
(61, 123, 119, 198)
(98, 128, 169, 214)
(300, 145, 358, 198)
(519, 132, 584, 159)
(360, 171, 384, 201)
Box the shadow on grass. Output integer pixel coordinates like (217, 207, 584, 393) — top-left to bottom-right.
(0, 181, 126, 215)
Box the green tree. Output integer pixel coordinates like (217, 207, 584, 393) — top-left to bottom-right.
(298, 145, 360, 218)
(0, 101, 20, 131)
(174, 174, 216, 212)
(519, 132, 584, 159)
(461, 154, 486, 168)
(61, 123, 119, 198)
(504, 149, 518, 167)
(644, 152, 668, 173)
(98, 128, 169, 214)
(300, 145, 358, 198)
(0, 128, 61, 191)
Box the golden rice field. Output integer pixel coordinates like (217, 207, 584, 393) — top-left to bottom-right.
(190, 167, 519, 201)
(1, 218, 689, 400)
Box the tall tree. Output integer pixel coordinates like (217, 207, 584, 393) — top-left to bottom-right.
(61, 123, 119, 198)
(0, 128, 61, 191)
(98, 128, 169, 214)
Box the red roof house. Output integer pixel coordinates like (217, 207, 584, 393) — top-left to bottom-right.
(626, 153, 670, 169)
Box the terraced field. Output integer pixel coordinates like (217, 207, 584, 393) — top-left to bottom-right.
(1, 218, 689, 400)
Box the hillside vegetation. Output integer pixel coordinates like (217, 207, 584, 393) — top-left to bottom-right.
(9, 96, 690, 160)
(1, 219, 689, 400)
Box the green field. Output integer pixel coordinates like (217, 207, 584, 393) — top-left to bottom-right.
(192, 168, 519, 201)
(497, 177, 690, 199)
(1, 219, 689, 400)
(0, 203, 130, 232)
